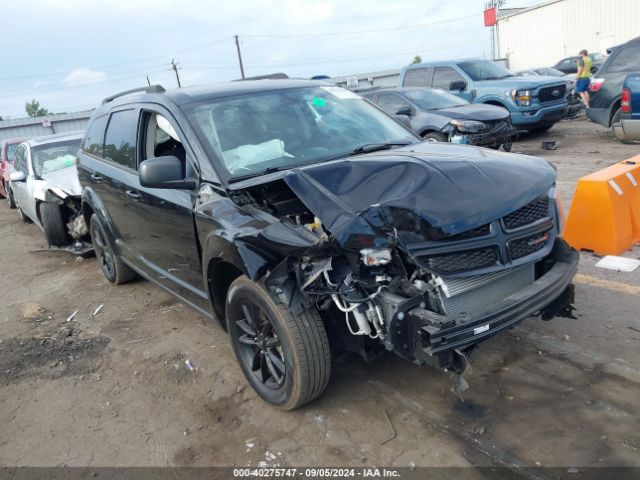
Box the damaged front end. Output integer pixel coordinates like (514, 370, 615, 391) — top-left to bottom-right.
(442, 118, 518, 149)
(230, 148, 578, 376)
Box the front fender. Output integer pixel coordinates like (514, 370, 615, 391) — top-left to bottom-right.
(82, 186, 119, 251)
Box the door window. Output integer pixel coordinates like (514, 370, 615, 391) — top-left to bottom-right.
(104, 109, 138, 168)
(13, 146, 28, 173)
(376, 94, 411, 115)
(403, 67, 430, 87)
(141, 112, 186, 164)
(82, 114, 109, 158)
(432, 67, 465, 90)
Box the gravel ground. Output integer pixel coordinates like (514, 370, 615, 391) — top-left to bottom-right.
(0, 116, 638, 473)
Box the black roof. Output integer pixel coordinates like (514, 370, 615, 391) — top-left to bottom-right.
(94, 79, 332, 116)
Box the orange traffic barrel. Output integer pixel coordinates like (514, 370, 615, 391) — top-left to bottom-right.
(563, 155, 640, 255)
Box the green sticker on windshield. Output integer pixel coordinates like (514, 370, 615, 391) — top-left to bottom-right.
(312, 97, 327, 107)
(65, 158, 74, 166)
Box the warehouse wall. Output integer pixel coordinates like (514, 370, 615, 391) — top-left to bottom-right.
(0, 110, 92, 142)
(498, 0, 640, 71)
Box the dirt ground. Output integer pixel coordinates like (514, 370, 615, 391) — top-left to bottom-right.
(0, 116, 639, 473)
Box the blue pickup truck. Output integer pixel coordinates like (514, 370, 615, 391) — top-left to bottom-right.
(399, 59, 569, 133)
(612, 74, 640, 143)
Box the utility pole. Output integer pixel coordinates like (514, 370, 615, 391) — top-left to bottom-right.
(146, 75, 151, 86)
(170, 58, 182, 88)
(234, 35, 245, 79)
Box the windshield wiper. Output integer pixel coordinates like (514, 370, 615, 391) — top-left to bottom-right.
(350, 142, 413, 155)
(228, 166, 282, 183)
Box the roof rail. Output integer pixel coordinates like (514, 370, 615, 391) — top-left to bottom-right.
(101, 85, 165, 104)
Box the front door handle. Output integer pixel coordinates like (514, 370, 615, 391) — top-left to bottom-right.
(126, 190, 142, 200)
(90, 173, 103, 183)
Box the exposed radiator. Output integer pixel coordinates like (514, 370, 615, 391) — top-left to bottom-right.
(436, 264, 535, 318)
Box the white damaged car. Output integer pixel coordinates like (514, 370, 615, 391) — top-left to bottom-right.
(8, 132, 91, 252)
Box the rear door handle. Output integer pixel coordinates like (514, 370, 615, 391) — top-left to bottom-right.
(126, 190, 142, 200)
(90, 173, 103, 183)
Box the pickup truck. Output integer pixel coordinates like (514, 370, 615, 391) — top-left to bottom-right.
(78, 81, 578, 409)
(612, 73, 640, 143)
(399, 59, 569, 133)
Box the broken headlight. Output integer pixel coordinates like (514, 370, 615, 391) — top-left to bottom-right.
(449, 119, 486, 133)
(360, 248, 392, 266)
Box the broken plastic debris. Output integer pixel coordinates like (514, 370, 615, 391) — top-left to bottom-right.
(92, 304, 104, 317)
(185, 359, 195, 371)
(66, 310, 79, 322)
(595, 255, 640, 272)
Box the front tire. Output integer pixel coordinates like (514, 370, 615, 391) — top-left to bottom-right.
(89, 214, 136, 284)
(17, 202, 32, 223)
(40, 202, 69, 247)
(226, 276, 331, 410)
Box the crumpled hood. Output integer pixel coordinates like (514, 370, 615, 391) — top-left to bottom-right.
(41, 166, 82, 197)
(432, 103, 509, 122)
(276, 143, 556, 245)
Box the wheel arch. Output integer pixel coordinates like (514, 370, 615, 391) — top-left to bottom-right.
(607, 96, 622, 127)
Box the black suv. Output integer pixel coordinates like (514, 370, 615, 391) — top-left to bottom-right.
(78, 81, 578, 409)
(586, 36, 640, 134)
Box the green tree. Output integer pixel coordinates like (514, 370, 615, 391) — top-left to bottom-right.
(412, 55, 422, 64)
(25, 99, 49, 118)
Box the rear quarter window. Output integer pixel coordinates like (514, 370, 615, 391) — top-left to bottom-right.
(403, 68, 430, 87)
(103, 109, 139, 168)
(82, 114, 109, 158)
(606, 45, 640, 73)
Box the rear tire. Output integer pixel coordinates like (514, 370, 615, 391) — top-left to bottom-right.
(226, 275, 331, 410)
(89, 214, 136, 285)
(40, 202, 69, 247)
(6, 186, 16, 209)
(422, 132, 448, 142)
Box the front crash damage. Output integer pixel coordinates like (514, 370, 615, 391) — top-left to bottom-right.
(225, 144, 579, 389)
(37, 167, 92, 254)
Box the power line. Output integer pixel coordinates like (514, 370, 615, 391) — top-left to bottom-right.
(241, 14, 478, 38)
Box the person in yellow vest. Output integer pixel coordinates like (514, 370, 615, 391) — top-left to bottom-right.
(576, 49, 592, 107)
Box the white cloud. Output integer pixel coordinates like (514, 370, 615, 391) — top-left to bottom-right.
(62, 67, 107, 86)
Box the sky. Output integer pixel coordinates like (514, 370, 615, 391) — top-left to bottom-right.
(0, 0, 540, 118)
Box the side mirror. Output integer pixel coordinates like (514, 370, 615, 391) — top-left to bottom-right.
(139, 156, 197, 190)
(396, 106, 413, 116)
(9, 171, 26, 182)
(449, 80, 467, 91)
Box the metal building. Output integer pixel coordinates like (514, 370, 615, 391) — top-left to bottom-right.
(497, 0, 640, 71)
(0, 110, 92, 142)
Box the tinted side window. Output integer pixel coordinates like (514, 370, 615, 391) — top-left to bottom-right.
(82, 114, 109, 157)
(104, 109, 138, 168)
(403, 68, 429, 87)
(607, 46, 640, 73)
(432, 67, 465, 90)
(376, 94, 410, 114)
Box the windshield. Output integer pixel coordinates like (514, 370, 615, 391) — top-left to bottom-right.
(31, 139, 81, 178)
(459, 60, 515, 81)
(535, 67, 565, 77)
(184, 86, 416, 180)
(403, 89, 468, 109)
(6, 143, 21, 163)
